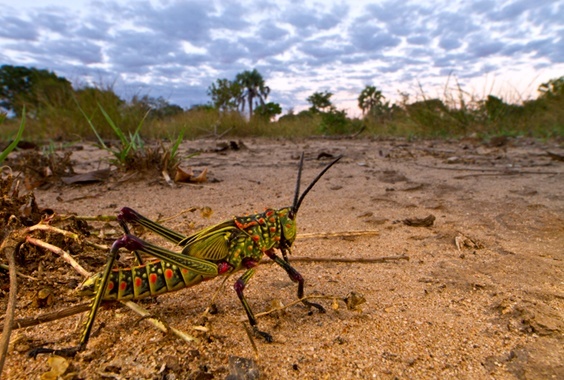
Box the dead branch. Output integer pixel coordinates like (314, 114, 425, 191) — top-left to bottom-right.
(261, 255, 409, 264)
(298, 230, 379, 239)
(0, 263, 37, 281)
(0, 301, 198, 346)
(122, 301, 199, 344)
(26, 224, 80, 239)
(453, 171, 559, 179)
(61, 215, 117, 222)
(253, 292, 366, 320)
(415, 163, 560, 176)
(26, 237, 91, 278)
(26, 224, 108, 250)
(0, 225, 23, 377)
(0, 303, 92, 330)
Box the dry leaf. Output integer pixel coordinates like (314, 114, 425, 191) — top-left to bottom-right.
(344, 292, 366, 311)
(332, 298, 339, 310)
(200, 206, 213, 218)
(174, 166, 193, 182)
(41, 355, 69, 380)
(174, 167, 208, 183)
(61, 168, 111, 184)
(228, 355, 260, 380)
(403, 214, 435, 227)
(268, 299, 285, 316)
(33, 288, 54, 308)
(455, 233, 484, 251)
(191, 167, 208, 183)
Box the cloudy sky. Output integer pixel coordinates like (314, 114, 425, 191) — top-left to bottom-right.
(1, 0, 563, 116)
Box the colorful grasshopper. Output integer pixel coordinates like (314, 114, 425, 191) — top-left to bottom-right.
(30, 154, 341, 357)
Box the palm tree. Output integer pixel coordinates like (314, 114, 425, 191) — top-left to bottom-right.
(307, 91, 334, 113)
(235, 69, 270, 118)
(358, 85, 385, 116)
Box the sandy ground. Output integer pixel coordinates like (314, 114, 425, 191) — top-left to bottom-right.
(1, 137, 563, 379)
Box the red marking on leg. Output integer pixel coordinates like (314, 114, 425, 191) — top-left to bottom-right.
(181, 268, 189, 274)
(252, 235, 260, 242)
(217, 262, 232, 275)
(134, 277, 142, 287)
(242, 258, 259, 268)
(149, 273, 158, 284)
(234, 278, 246, 294)
(165, 268, 174, 279)
(107, 281, 114, 291)
(119, 281, 127, 291)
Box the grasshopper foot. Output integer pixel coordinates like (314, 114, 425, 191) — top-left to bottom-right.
(252, 326, 273, 343)
(28, 345, 82, 358)
(303, 299, 326, 314)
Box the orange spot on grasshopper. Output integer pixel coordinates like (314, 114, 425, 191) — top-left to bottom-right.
(149, 273, 158, 284)
(165, 268, 174, 279)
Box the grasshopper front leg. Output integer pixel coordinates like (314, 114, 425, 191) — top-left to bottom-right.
(266, 249, 326, 313)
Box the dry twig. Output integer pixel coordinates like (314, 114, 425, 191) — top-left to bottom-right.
(298, 230, 379, 239)
(0, 224, 24, 377)
(0, 303, 91, 330)
(26, 236, 91, 278)
(261, 255, 409, 264)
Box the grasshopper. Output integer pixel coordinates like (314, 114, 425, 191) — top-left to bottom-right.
(30, 153, 341, 357)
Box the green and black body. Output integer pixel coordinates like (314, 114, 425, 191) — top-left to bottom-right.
(29, 154, 341, 357)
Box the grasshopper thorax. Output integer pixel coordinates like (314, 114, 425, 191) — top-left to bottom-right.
(278, 206, 297, 247)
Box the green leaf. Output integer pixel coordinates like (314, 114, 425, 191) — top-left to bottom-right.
(0, 108, 26, 164)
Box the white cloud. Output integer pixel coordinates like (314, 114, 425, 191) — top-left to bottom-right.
(0, 0, 562, 114)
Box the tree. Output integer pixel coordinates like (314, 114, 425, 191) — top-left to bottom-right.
(130, 95, 183, 119)
(358, 85, 386, 116)
(306, 91, 333, 113)
(254, 102, 282, 121)
(235, 69, 270, 118)
(538, 76, 564, 99)
(207, 78, 242, 112)
(0, 65, 72, 117)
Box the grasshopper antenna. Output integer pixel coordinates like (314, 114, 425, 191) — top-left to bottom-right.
(291, 153, 305, 216)
(292, 154, 342, 217)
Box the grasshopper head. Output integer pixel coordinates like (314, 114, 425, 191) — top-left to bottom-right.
(76, 273, 101, 297)
(278, 207, 297, 247)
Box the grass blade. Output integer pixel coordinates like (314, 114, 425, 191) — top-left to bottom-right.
(0, 109, 26, 164)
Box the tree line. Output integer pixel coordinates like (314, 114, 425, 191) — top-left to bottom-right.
(1, 64, 562, 137)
